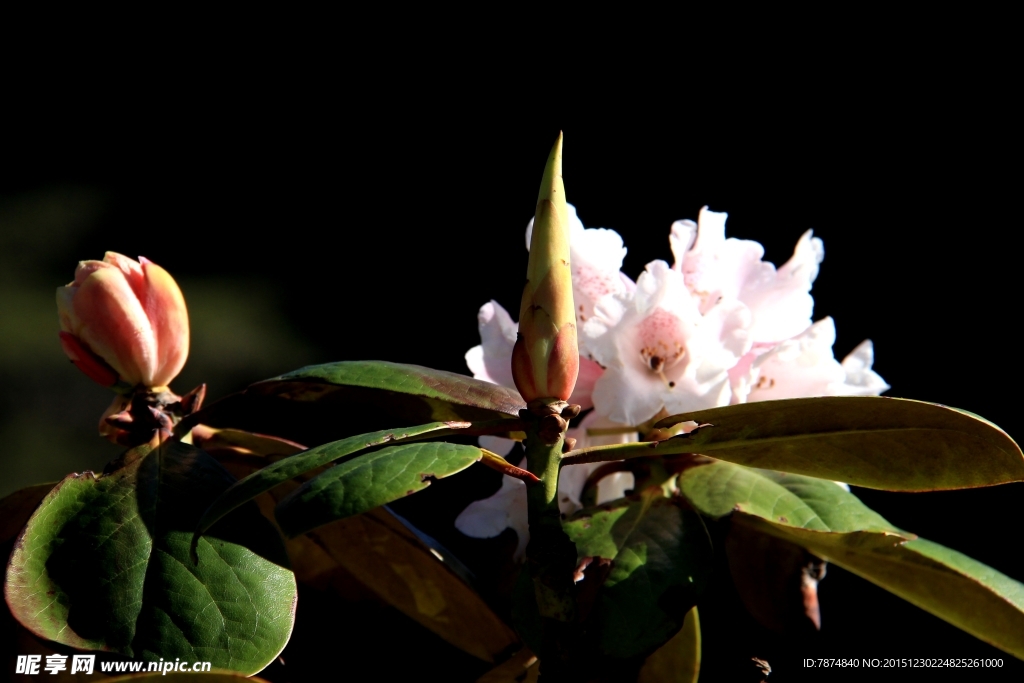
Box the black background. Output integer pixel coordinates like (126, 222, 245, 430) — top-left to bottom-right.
(3, 59, 1020, 682)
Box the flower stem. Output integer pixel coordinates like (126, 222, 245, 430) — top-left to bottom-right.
(521, 399, 582, 680)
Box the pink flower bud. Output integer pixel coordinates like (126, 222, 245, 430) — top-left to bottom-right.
(57, 252, 190, 389)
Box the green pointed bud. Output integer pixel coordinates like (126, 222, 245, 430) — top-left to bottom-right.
(511, 133, 579, 404)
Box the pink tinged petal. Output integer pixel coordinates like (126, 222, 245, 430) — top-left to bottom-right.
(691, 298, 752, 373)
(839, 340, 890, 395)
(746, 318, 846, 401)
(743, 289, 815, 344)
(692, 206, 728, 250)
(569, 214, 626, 274)
(71, 259, 115, 287)
(573, 263, 627, 319)
(455, 475, 529, 561)
(103, 252, 146, 296)
(592, 363, 667, 426)
(669, 219, 697, 271)
(634, 261, 702, 323)
(580, 293, 629, 348)
(466, 301, 518, 389)
(741, 230, 824, 343)
(727, 343, 776, 404)
(589, 261, 703, 424)
(465, 346, 489, 382)
(679, 210, 766, 313)
(71, 265, 157, 386)
(558, 463, 604, 515)
(728, 350, 759, 404)
(58, 332, 119, 387)
(570, 223, 629, 320)
(661, 373, 732, 416)
(141, 258, 189, 387)
(777, 230, 825, 285)
(618, 272, 636, 294)
(595, 472, 634, 505)
(559, 413, 640, 513)
(637, 307, 689, 373)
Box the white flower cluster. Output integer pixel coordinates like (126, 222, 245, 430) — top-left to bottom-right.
(457, 206, 888, 559)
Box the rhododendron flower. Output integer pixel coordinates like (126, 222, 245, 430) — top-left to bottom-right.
(458, 205, 888, 557)
(669, 207, 823, 344)
(57, 252, 189, 390)
(585, 259, 752, 425)
(736, 317, 888, 403)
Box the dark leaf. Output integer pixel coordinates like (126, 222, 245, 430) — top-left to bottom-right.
(562, 493, 713, 659)
(183, 361, 526, 447)
(296, 508, 519, 663)
(4, 442, 296, 675)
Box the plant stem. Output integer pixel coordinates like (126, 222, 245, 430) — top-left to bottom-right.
(522, 401, 582, 681)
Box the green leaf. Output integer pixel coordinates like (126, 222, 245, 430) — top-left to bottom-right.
(678, 460, 911, 549)
(809, 533, 1024, 659)
(195, 422, 459, 539)
(185, 361, 526, 446)
(638, 607, 700, 683)
(562, 494, 713, 659)
(263, 361, 525, 418)
(562, 396, 1024, 491)
(275, 441, 483, 537)
(4, 443, 296, 675)
(680, 461, 1024, 658)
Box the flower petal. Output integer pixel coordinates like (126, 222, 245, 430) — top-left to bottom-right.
(592, 362, 667, 426)
(839, 339, 890, 395)
(466, 300, 518, 389)
(141, 258, 189, 387)
(745, 318, 846, 400)
(70, 265, 157, 386)
(454, 475, 529, 561)
(740, 230, 824, 343)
